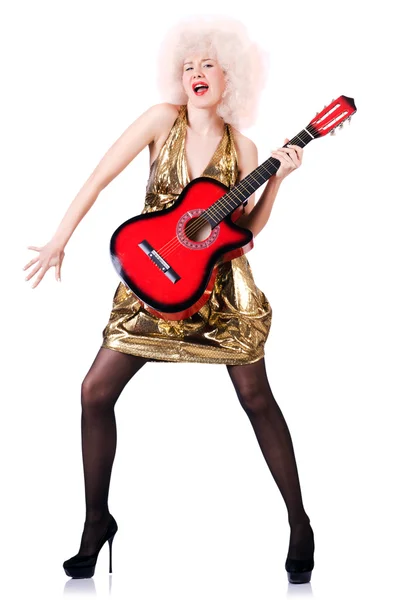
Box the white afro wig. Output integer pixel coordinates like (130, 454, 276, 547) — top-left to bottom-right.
(156, 15, 269, 129)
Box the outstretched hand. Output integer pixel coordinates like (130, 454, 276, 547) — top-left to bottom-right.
(23, 241, 65, 288)
(271, 138, 303, 180)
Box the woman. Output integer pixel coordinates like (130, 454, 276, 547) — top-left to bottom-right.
(23, 17, 314, 583)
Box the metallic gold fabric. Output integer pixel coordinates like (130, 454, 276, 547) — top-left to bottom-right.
(101, 105, 272, 365)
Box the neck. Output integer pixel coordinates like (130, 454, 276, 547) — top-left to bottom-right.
(185, 102, 224, 136)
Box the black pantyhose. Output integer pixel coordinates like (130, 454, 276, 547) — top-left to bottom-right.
(77, 347, 150, 556)
(73, 348, 314, 564)
(226, 357, 314, 561)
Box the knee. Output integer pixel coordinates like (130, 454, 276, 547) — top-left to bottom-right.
(237, 386, 275, 416)
(81, 375, 115, 411)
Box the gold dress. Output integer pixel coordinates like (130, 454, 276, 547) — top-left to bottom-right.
(101, 105, 272, 365)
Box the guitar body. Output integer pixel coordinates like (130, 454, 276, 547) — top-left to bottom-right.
(110, 177, 253, 320)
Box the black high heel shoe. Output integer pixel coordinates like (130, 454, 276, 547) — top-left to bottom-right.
(285, 523, 315, 584)
(63, 514, 118, 579)
(285, 556, 314, 584)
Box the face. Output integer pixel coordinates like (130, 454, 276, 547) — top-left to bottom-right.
(182, 54, 226, 107)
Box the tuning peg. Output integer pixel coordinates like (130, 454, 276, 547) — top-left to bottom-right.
(339, 122, 344, 129)
(330, 129, 336, 136)
(348, 116, 352, 124)
(316, 112, 319, 115)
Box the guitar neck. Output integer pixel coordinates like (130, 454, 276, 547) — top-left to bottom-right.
(205, 125, 317, 228)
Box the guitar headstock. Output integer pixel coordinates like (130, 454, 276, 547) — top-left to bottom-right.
(308, 95, 357, 138)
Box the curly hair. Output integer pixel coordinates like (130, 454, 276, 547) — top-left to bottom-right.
(156, 15, 269, 129)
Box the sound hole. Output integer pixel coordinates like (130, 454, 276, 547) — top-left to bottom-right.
(184, 217, 212, 242)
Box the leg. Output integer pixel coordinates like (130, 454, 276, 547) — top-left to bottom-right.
(226, 356, 314, 562)
(77, 346, 150, 555)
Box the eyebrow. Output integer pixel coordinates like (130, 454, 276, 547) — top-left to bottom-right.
(183, 58, 213, 65)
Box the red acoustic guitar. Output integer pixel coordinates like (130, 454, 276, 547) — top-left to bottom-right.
(110, 95, 357, 320)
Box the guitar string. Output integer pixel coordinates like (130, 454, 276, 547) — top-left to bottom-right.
(123, 107, 352, 309)
(139, 103, 352, 264)
(155, 136, 309, 260)
(181, 113, 349, 246)
(154, 126, 317, 261)
(155, 121, 319, 258)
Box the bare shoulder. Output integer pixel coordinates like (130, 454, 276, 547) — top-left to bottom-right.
(230, 125, 257, 154)
(145, 103, 181, 165)
(148, 102, 181, 143)
(230, 126, 258, 173)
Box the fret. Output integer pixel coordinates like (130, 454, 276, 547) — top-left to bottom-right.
(205, 127, 316, 228)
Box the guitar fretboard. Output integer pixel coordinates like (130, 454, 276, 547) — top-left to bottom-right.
(204, 125, 317, 228)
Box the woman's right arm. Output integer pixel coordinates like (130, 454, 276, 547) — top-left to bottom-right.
(23, 103, 179, 288)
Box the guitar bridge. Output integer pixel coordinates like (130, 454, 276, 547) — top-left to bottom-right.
(138, 240, 181, 284)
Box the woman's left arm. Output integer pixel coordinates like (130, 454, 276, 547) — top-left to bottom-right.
(235, 138, 304, 238)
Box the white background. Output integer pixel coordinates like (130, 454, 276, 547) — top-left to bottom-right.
(2, 0, 396, 598)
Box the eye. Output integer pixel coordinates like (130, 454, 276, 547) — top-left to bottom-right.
(184, 64, 213, 72)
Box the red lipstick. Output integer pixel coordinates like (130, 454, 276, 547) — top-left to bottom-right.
(192, 81, 209, 95)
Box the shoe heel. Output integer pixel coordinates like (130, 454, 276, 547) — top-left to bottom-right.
(287, 569, 312, 584)
(63, 514, 118, 579)
(108, 533, 116, 573)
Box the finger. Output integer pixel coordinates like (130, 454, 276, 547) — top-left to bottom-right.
(283, 151, 298, 166)
(286, 149, 300, 163)
(280, 145, 299, 156)
(23, 257, 39, 271)
(31, 271, 46, 289)
(270, 152, 284, 166)
(271, 151, 295, 166)
(27, 246, 43, 252)
(25, 263, 42, 282)
(287, 144, 303, 159)
(55, 264, 61, 282)
(30, 263, 50, 288)
(280, 147, 301, 163)
(284, 154, 297, 168)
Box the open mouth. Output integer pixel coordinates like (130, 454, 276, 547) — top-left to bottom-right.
(192, 82, 209, 96)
